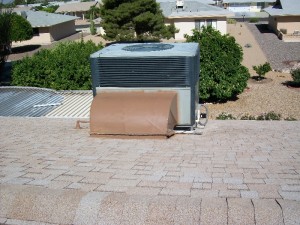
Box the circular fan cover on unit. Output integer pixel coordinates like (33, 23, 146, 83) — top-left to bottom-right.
(122, 43, 174, 52)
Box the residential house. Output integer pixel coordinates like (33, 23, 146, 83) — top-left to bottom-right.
(264, 0, 300, 40)
(55, 1, 99, 20)
(13, 10, 79, 45)
(222, 0, 275, 12)
(158, 0, 234, 40)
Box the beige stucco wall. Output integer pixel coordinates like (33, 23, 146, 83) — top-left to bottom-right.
(268, 16, 278, 33)
(276, 16, 300, 34)
(50, 21, 76, 41)
(169, 17, 227, 40)
(269, 16, 300, 34)
(66, 12, 86, 20)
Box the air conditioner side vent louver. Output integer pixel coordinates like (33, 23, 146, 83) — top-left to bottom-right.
(96, 57, 191, 87)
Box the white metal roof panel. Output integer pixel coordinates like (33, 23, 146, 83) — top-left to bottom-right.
(45, 90, 93, 118)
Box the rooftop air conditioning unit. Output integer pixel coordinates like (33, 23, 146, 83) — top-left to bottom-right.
(90, 43, 200, 137)
(176, 0, 184, 8)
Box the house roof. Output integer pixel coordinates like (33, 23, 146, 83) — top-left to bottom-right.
(13, 6, 33, 11)
(223, 0, 275, 3)
(15, 10, 79, 28)
(55, 2, 98, 13)
(264, 0, 300, 16)
(157, 0, 215, 4)
(159, 0, 234, 18)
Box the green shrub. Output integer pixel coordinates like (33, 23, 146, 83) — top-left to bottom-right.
(249, 18, 259, 23)
(12, 40, 103, 90)
(90, 14, 97, 35)
(253, 62, 272, 80)
(280, 28, 287, 34)
(256, 111, 281, 120)
(227, 18, 237, 24)
(291, 68, 300, 86)
(216, 112, 236, 120)
(284, 116, 297, 121)
(185, 27, 250, 102)
(240, 114, 256, 120)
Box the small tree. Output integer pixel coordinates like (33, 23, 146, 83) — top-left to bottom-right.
(291, 68, 300, 86)
(0, 10, 33, 71)
(100, 0, 176, 41)
(0, 9, 12, 69)
(90, 14, 96, 35)
(185, 27, 250, 102)
(10, 13, 33, 42)
(252, 62, 271, 80)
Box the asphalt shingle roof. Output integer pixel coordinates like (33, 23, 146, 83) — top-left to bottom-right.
(264, 0, 300, 16)
(159, 0, 233, 18)
(20, 10, 79, 28)
(55, 2, 98, 13)
(223, 0, 275, 3)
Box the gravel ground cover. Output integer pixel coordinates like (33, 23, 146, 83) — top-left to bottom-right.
(207, 22, 300, 120)
(246, 23, 300, 71)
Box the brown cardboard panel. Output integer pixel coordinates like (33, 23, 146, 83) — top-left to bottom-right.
(90, 91, 178, 138)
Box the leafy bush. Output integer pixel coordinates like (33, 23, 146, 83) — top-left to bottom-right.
(284, 116, 297, 121)
(185, 27, 250, 102)
(240, 114, 256, 120)
(216, 112, 236, 120)
(256, 111, 281, 120)
(11, 13, 33, 42)
(1, 11, 33, 68)
(291, 68, 300, 86)
(253, 62, 271, 80)
(227, 18, 237, 24)
(12, 40, 103, 90)
(280, 28, 287, 34)
(90, 14, 97, 35)
(249, 18, 259, 23)
(33, 5, 59, 13)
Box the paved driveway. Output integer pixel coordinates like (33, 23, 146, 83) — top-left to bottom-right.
(0, 118, 300, 224)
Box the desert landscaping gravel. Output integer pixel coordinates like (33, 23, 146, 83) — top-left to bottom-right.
(207, 22, 300, 120)
(247, 23, 300, 72)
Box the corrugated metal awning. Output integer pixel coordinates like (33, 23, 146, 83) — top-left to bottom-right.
(0, 87, 93, 118)
(0, 87, 63, 117)
(46, 90, 93, 118)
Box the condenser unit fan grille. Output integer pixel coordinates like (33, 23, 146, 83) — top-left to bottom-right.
(96, 57, 194, 87)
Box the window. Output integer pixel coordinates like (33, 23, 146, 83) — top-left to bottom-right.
(195, 20, 205, 30)
(195, 19, 217, 30)
(33, 28, 39, 36)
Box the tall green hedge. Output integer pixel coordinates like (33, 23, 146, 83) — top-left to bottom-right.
(185, 27, 250, 102)
(12, 40, 103, 90)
